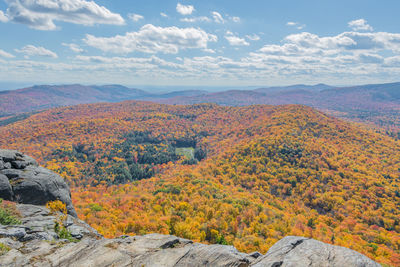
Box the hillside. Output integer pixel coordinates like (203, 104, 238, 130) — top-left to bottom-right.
(0, 84, 147, 115)
(3, 82, 400, 131)
(1, 102, 400, 265)
(0, 84, 207, 116)
(0, 150, 379, 266)
(160, 82, 400, 130)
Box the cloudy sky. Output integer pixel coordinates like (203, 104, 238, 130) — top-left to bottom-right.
(0, 0, 400, 88)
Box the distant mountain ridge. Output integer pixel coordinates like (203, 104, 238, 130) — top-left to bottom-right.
(161, 82, 400, 107)
(0, 84, 208, 116)
(159, 82, 400, 129)
(2, 82, 400, 129)
(0, 84, 147, 115)
(254, 83, 335, 94)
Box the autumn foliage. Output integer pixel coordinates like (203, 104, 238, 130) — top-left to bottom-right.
(1, 101, 400, 265)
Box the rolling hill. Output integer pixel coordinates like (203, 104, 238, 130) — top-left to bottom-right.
(0, 84, 148, 115)
(1, 101, 400, 265)
(161, 82, 400, 130)
(2, 82, 400, 131)
(0, 84, 207, 116)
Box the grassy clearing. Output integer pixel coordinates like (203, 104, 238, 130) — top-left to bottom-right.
(175, 147, 195, 160)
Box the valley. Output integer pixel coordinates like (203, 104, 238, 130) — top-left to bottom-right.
(1, 101, 400, 266)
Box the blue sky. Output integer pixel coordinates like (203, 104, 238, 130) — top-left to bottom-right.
(0, 0, 400, 88)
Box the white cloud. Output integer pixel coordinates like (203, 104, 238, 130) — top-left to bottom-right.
(75, 55, 182, 69)
(280, 31, 400, 53)
(0, 10, 8, 22)
(180, 16, 211, 23)
(0, 49, 14, 58)
(283, 32, 355, 52)
(247, 30, 400, 79)
(357, 53, 383, 64)
(246, 34, 260, 41)
(3, 17, 400, 86)
(3, 0, 124, 30)
(231, 16, 240, 23)
(348, 19, 373, 31)
(212, 11, 224, 23)
(225, 31, 249, 46)
(62, 43, 84, 53)
(84, 24, 218, 54)
(287, 21, 305, 30)
(176, 3, 194, 15)
(160, 12, 168, 18)
(203, 48, 215, 53)
(15, 45, 58, 58)
(3, 40, 400, 86)
(286, 21, 306, 30)
(128, 13, 144, 22)
(384, 56, 400, 67)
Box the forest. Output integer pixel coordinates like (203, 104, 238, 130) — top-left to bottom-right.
(1, 101, 400, 266)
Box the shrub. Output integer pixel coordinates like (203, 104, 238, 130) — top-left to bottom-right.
(0, 198, 21, 225)
(46, 200, 78, 242)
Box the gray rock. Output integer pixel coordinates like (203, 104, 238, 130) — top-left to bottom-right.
(0, 203, 99, 249)
(0, 160, 4, 170)
(19, 154, 38, 167)
(43, 234, 252, 267)
(0, 150, 76, 217)
(67, 225, 93, 240)
(12, 166, 76, 217)
(0, 237, 23, 250)
(24, 231, 58, 241)
(0, 248, 28, 266)
(249, 251, 263, 259)
(170, 242, 251, 267)
(0, 226, 26, 240)
(0, 150, 37, 166)
(0, 228, 381, 267)
(0, 169, 23, 179)
(11, 160, 27, 169)
(17, 203, 51, 217)
(0, 149, 21, 162)
(0, 173, 12, 200)
(3, 162, 11, 169)
(251, 236, 380, 267)
(16, 204, 99, 240)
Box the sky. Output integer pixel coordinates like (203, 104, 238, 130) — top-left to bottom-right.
(0, 0, 400, 89)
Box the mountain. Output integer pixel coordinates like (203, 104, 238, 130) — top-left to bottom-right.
(0, 84, 210, 117)
(0, 150, 380, 266)
(148, 89, 208, 99)
(254, 83, 335, 94)
(161, 90, 267, 106)
(0, 84, 149, 116)
(160, 82, 400, 129)
(0, 101, 399, 265)
(2, 82, 400, 130)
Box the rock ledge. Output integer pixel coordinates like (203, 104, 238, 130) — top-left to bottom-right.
(0, 149, 76, 216)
